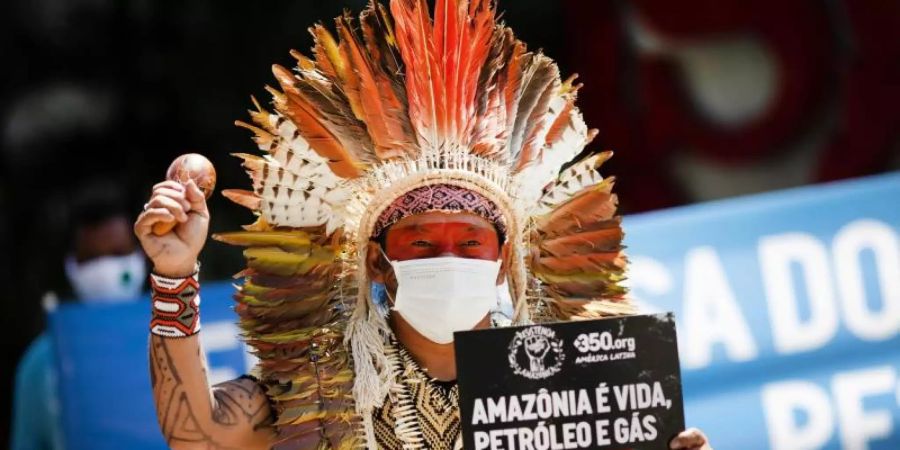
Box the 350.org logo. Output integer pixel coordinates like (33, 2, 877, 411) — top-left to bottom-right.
(573, 331, 636, 353)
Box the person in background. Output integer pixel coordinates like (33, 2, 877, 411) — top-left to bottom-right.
(10, 183, 146, 450)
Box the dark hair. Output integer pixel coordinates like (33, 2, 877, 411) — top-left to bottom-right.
(69, 181, 129, 234)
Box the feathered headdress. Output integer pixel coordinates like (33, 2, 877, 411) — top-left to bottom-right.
(213, 0, 631, 447)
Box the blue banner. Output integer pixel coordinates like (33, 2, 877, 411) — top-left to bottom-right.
(49, 282, 254, 450)
(48, 172, 900, 449)
(623, 172, 900, 450)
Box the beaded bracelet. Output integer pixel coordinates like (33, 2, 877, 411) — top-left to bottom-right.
(149, 268, 201, 338)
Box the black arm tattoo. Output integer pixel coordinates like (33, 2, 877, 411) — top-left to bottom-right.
(212, 379, 272, 429)
(149, 337, 274, 449)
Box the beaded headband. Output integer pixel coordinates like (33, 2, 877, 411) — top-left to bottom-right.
(372, 183, 507, 239)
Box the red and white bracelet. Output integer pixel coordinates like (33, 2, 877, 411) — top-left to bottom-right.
(149, 268, 201, 338)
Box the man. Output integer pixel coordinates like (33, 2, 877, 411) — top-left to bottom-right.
(12, 183, 146, 450)
(135, 1, 714, 448)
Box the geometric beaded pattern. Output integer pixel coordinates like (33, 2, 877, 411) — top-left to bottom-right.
(149, 271, 201, 338)
(372, 183, 507, 239)
(372, 340, 462, 450)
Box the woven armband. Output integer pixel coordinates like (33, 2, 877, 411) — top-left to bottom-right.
(149, 269, 201, 337)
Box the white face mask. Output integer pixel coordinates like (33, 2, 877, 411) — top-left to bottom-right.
(389, 256, 501, 344)
(64, 251, 146, 304)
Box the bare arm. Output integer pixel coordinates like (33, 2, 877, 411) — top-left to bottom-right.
(137, 179, 276, 449)
(149, 334, 274, 449)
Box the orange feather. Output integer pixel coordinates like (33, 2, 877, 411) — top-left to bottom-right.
(310, 24, 342, 85)
(470, 27, 515, 158)
(222, 189, 262, 211)
(536, 252, 627, 275)
(456, 0, 494, 143)
(535, 179, 618, 234)
(336, 13, 414, 159)
(271, 65, 362, 178)
(539, 227, 624, 257)
(544, 97, 576, 146)
(360, 2, 402, 76)
(511, 54, 558, 171)
(392, 0, 442, 147)
(235, 119, 276, 150)
(390, 0, 496, 150)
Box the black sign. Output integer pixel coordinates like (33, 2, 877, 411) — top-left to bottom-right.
(454, 313, 685, 450)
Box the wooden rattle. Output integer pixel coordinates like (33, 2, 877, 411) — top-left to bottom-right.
(152, 153, 217, 235)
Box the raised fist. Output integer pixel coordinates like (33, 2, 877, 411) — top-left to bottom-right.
(134, 179, 209, 277)
(524, 336, 551, 372)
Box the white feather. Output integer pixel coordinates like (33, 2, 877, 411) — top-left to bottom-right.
(534, 152, 610, 215)
(512, 105, 591, 213)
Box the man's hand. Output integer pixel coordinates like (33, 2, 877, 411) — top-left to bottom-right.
(670, 428, 713, 450)
(134, 179, 209, 277)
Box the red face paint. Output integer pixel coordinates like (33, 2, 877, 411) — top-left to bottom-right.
(384, 211, 501, 262)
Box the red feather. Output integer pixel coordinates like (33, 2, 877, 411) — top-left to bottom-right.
(392, 0, 442, 147)
(391, 0, 494, 149)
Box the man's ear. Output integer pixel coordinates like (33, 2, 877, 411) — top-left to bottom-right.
(366, 241, 391, 284)
(496, 241, 511, 285)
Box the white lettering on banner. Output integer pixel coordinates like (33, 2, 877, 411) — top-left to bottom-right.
(762, 380, 833, 450)
(833, 367, 896, 450)
(682, 246, 758, 369)
(200, 321, 257, 384)
(629, 218, 899, 370)
(471, 383, 674, 449)
(762, 366, 900, 450)
(472, 388, 595, 425)
(625, 217, 900, 447)
(833, 219, 900, 342)
(759, 232, 839, 355)
(623, 256, 673, 313)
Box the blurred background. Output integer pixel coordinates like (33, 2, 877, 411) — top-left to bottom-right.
(1, 0, 898, 449)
